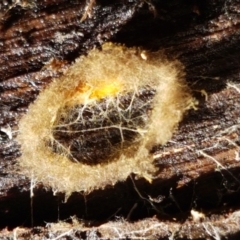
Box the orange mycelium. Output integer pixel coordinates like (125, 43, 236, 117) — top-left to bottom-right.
(17, 42, 194, 195)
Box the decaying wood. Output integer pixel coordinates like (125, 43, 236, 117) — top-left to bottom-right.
(0, 0, 240, 239)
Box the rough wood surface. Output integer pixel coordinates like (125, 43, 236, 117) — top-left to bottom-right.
(0, 0, 240, 239)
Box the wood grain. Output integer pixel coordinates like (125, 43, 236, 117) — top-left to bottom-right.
(0, 0, 240, 238)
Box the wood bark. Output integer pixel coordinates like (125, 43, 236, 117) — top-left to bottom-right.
(0, 0, 240, 239)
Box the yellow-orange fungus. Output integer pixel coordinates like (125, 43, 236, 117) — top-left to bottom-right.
(17, 42, 194, 195)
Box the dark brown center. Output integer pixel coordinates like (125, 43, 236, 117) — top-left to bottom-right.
(50, 86, 156, 165)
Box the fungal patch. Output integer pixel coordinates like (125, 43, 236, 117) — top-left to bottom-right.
(17, 42, 194, 195)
